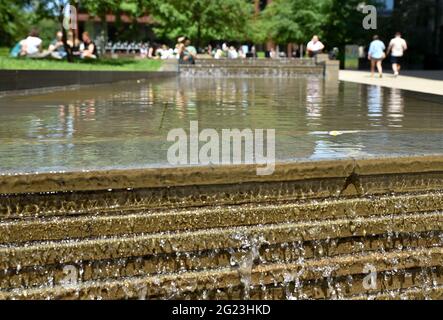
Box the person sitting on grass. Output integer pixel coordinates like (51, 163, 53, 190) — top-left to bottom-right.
(228, 46, 239, 59)
(140, 44, 148, 59)
(48, 31, 67, 60)
(19, 28, 42, 58)
(67, 31, 81, 57)
(80, 32, 98, 60)
(159, 44, 174, 60)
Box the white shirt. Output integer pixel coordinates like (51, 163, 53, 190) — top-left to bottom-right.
(389, 37, 407, 57)
(160, 48, 174, 60)
(228, 49, 238, 59)
(24, 36, 42, 55)
(307, 40, 324, 52)
(214, 49, 223, 59)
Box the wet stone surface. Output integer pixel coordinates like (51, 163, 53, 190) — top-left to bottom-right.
(1, 77, 443, 300)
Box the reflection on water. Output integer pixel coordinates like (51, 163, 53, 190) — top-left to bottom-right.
(0, 78, 442, 173)
(367, 85, 383, 122)
(387, 88, 404, 128)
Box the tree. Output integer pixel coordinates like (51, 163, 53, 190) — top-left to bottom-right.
(322, 0, 382, 47)
(253, 0, 383, 61)
(148, 0, 254, 48)
(0, 0, 31, 46)
(254, 0, 326, 45)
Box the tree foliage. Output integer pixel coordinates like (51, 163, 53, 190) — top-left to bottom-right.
(253, 0, 326, 45)
(322, 0, 381, 47)
(2, 0, 437, 63)
(79, 0, 126, 18)
(254, 0, 382, 48)
(147, 0, 254, 46)
(0, 0, 31, 46)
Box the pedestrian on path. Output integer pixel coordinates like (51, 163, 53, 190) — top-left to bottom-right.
(368, 35, 386, 78)
(387, 32, 408, 77)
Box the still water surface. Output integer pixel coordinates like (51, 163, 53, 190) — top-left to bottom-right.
(0, 77, 442, 173)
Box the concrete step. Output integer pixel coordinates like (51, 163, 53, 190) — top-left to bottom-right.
(1, 230, 442, 292)
(1, 156, 443, 299)
(2, 246, 443, 299)
(1, 192, 443, 244)
(1, 157, 442, 219)
(3, 210, 443, 270)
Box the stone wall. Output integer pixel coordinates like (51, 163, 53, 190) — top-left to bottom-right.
(179, 58, 338, 80)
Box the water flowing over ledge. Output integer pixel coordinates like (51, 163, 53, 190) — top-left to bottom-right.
(178, 58, 338, 80)
(1, 155, 443, 300)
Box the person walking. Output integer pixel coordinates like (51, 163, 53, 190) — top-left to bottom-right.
(387, 32, 408, 77)
(368, 35, 386, 78)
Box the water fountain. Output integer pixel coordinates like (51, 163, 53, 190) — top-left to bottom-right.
(0, 156, 443, 299)
(0, 71, 442, 300)
(179, 58, 330, 78)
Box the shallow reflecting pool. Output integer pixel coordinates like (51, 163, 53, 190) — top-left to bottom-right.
(0, 77, 442, 174)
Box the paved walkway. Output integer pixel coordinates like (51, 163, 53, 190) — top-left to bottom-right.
(339, 70, 443, 96)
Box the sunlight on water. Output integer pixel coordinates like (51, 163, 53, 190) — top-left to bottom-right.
(0, 77, 442, 173)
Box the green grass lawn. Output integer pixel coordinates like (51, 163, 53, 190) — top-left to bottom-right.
(0, 48, 163, 72)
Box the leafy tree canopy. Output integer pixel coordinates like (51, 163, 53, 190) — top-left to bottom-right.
(254, 0, 382, 48)
(253, 0, 326, 44)
(0, 0, 32, 46)
(322, 0, 381, 47)
(147, 0, 254, 46)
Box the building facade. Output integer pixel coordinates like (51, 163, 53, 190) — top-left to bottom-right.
(377, 0, 442, 68)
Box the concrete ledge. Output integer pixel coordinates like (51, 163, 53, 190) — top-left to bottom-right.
(323, 60, 340, 82)
(1, 192, 442, 244)
(1, 155, 442, 194)
(1, 155, 443, 299)
(3, 244, 443, 300)
(188, 58, 316, 66)
(0, 70, 178, 93)
(179, 57, 339, 79)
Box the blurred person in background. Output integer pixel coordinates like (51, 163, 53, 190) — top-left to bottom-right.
(80, 32, 98, 59)
(178, 37, 197, 64)
(67, 31, 81, 57)
(387, 32, 408, 77)
(47, 31, 67, 60)
(19, 28, 42, 57)
(368, 35, 386, 78)
(307, 35, 324, 58)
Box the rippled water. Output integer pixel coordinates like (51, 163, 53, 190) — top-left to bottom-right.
(0, 77, 442, 173)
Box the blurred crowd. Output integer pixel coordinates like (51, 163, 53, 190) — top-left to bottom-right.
(11, 29, 99, 60)
(11, 28, 337, 64)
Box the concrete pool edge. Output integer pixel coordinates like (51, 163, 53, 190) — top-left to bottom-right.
(0, 69, 178, 93)
(1, 155, 443, 194)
